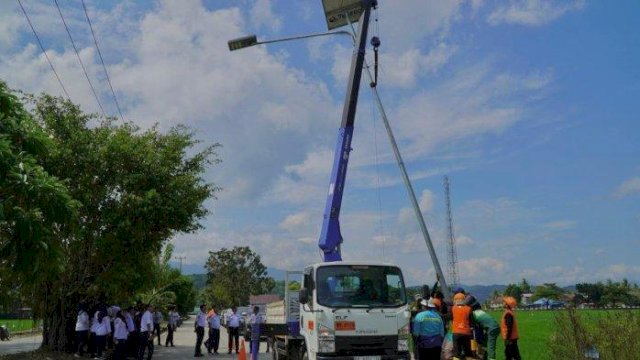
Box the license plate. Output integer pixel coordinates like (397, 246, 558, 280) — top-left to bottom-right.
(355, 357, 381, 360)
(335, 320, 356, 331)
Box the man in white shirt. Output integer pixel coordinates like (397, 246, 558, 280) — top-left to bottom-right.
(137, 304, 155, 360)
(194, 304, 207, 357)
(227, 306, 241, 354)
(165, 305, 179, 347)
(125, 307, 137, 358)
(153, 309, 163, 346)
(206, 305, 221, 354)
(74, 303, 90, 357)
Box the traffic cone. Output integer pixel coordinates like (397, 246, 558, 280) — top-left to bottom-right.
(238, 339, 247, 360)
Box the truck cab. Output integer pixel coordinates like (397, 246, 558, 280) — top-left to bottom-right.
(298, 261, 410, 360)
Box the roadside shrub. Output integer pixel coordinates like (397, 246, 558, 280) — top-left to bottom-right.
(547, 308, 640, 360)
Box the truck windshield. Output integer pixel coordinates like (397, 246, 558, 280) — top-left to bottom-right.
(316, 265, 407, 308)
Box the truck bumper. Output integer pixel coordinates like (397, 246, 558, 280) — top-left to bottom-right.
(317, 353, 410, 360)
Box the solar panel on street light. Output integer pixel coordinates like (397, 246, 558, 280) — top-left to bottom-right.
(321, 0, 365, 30)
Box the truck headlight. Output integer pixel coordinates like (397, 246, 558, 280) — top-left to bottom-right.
(398, 324, 410, 351)
(318, 325, 335, 353)
(397, 339, 409, 352)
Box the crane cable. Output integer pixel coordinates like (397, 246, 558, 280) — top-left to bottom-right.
(17, 0, 71, 100)
(81, 0, 125, 124)
(366, 5, 387, 262)
(54, 0, 106, 118)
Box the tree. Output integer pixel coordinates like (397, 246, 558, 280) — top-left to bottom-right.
(576, 282, 605, 306)
(504, 284, 523, 303)
(519, 278, 532, 294)
(533, 283, 565, 301)
(2, 89, 220, 351)
(203, 246, 275, 309)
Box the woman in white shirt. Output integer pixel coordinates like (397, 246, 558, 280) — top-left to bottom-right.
(74, 305, 90, 357)
(113, 310, 129, 360)
(94, 309, 111, 359)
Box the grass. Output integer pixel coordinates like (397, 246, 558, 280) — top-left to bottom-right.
(0, 319, 39, 333)
(487, 309, 640, 360)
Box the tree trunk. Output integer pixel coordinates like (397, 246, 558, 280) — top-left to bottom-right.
(42, 297, 75, 352)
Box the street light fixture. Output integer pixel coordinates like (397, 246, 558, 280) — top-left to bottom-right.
(228, 31, 352, 52)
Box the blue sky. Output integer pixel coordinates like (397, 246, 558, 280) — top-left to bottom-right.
(1, 0, 638, 286)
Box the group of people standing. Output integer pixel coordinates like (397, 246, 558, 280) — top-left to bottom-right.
(412, 288, 521, 360)
(74, 302, 180, 360)
(194, 303, 224, 357)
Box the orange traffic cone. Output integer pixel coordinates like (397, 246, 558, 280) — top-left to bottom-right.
(238, 339, 247, 360)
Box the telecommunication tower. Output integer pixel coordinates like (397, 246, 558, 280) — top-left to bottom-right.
(444, 175, 460, 287)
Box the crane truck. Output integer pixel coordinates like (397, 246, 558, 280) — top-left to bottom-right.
(246, 2, 411, 360)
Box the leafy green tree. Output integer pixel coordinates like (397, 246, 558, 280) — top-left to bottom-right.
(576, 282, 606, 306)
(519, 278, 532, 293)
(533, 283, 565, 301)
(0, 82, 78, 287)
(504, 283, 523, 303)
(166, 273, 198, 315)
(3, 90, 220, 351)
(203, 246, 275, 309)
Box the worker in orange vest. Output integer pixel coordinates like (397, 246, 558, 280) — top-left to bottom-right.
(451, 291, 473, 360)
(501, 297, 521, 360)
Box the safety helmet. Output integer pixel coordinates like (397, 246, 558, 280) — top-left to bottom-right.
(503, 296, 517, 309)
(453, 287, 465, 294)
(453, 293, 466, 304)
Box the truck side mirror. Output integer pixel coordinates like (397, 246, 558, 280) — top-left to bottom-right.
(299, 288, 309, 304)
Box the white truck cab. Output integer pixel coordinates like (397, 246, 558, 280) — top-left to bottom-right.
(297, 261, 411, 360)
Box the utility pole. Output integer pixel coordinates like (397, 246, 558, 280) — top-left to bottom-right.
(444, 175, 460, 287)
(174, 255, 186, 273)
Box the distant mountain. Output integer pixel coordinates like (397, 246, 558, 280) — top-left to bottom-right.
(169, 261, 206, 275)
(407, 284, 507, 303)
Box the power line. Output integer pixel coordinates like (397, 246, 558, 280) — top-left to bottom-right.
(17, 0, 70, 99)
(81, 0, 125, 123)
(54, 0, 106, 118)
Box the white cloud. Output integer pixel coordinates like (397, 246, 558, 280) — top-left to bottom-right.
(250, 0, 283, 33)
(543, 220, 576, 231)
(613, 177, 640, 199)
(457, 257, 507, 285)
(488, 0, 585, 27)
(280, 211, 312, 232)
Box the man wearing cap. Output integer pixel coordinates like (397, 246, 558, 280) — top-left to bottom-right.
(412, 298, 445, 359)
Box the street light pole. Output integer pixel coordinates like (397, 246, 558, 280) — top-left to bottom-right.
(228, 31, 351, 51)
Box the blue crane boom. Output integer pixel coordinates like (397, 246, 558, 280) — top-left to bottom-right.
(318, 0, 375, 262)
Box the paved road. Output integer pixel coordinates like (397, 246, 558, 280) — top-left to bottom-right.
(0, 317, 272, 360)
(154, 320, 270, 360)
(0, 334, 42, 356)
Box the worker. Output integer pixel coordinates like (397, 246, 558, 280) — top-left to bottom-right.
(451, 292, 473, 360)
(412, 298, 445, 359)
(501, 297, 521, 360)
(465, 295, 499, 360)
(250, 306, 261, 360)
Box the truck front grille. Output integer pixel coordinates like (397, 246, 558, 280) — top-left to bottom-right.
(334, 335, 398, 356)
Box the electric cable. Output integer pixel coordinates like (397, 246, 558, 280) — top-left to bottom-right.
(370, 92, 386, 262)
(17, 0, 70, 100)
(54, 0, 106, 118)
(81, 0, 125, 123)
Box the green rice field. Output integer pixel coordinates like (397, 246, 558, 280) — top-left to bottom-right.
(487, 309, 640, 360)
(0, 319, 39, 333)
